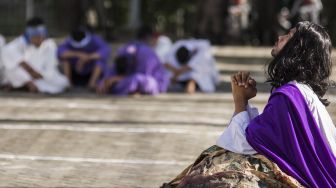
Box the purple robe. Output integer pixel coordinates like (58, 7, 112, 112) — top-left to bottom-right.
(57, 35, 110, 75)
(106, 41, 169, 95)
(112, 73, 160, 95)
(246, 84, 336, 187)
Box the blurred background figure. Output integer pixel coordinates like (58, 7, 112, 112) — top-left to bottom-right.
(71, 0, 115, 41)
(290, 0, 323, 24)
(0, 34, 5, 49)
(227, 0, 251, 44)
(57, 27, 110, 90)
(0, 17, 69, 94)
(0, 34, 6, 86)
(277, 5, 292, 31)
(164, 39, 219, 94)
(97, 25, 169, 95)
(197, 0, 228, 44)
(229, 0, 251, 30)
(252, 0, 282, 45)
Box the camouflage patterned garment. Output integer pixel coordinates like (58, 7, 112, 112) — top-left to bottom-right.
(162, 145, 304, 188)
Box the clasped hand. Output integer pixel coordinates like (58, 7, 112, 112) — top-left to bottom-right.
(231, 71, 257, 114)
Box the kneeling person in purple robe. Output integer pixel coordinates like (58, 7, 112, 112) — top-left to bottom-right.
(58, 27, 110, 89)
(97, 54, 158, 95)
(97, 26, 169, 95)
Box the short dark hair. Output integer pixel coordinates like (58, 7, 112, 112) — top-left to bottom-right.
(136, 25, 153, 40)
(176, 46, 191, 65)
(71, 27, 87, 42)
(267, 21, 333, 106)
(115, 55, 132, 76)
(26, 17, 44, 27)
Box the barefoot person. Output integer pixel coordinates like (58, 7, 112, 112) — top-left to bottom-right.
(58, 27, 110, 89)
(97, 25, 169, 95)
(164, 39, 219, 94)
(1, 17, 69, 94)
(163, 21, 336, 187)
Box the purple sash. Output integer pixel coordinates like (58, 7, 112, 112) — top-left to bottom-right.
(246, 84, 336, 187)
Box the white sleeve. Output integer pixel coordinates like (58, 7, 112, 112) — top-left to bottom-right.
(1, 39, 25, 70)
(216, 104, 259, 154)
(246, 104, 259, 119)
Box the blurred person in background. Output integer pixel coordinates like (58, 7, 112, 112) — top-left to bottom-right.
(0, 34, 5, 49)
(290, 0, 322, 24)
(228, 0, 251, 40)
(253, 0, 280, 45)
(164, 39, 219, 94)
(96, 25, 169, 95)
(0, 17, 69, 94)
(0, 34, 6, 86)
(197, 0, 228, 44)
(58, 27, 110, 90)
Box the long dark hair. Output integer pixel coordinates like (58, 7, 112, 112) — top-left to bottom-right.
(267, 21, 333, 106)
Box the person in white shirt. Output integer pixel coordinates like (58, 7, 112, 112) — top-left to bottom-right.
(164, 39, 219, 94)
(1, 17, 69, 94)
(0, 34, 6, 85)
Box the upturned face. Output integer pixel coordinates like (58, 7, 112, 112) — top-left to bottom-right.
(271, 28, 296, 57)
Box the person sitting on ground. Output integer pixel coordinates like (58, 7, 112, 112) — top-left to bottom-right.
(163, 21, 336, 188)
(164, 39, 219, 94)
(0, 34, 5, 49)
(96, 25, 169, 95)
(0, 34, 6, 85)
(1, 17, 69, 94)
(57, 27, 110, 90)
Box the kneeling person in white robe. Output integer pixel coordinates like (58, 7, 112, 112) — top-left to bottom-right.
(1, 17, 69, 94)
(165, 39, 219, 94)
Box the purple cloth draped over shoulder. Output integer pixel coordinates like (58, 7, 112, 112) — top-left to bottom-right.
(57, 35, 111, 75)
(246, 84, 336, 188)
(106, 41, 169, 95)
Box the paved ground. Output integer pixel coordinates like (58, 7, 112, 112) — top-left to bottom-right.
(0, 47, 336, 187)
